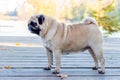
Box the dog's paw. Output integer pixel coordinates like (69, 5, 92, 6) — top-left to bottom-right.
(52, 70, 60, 74)
(43, 67, 51, 70)
(92, 67, 98, 70)
(98, 70, 105, 74)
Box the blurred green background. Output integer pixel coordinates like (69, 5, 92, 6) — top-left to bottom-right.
(0, 0, 120, 35)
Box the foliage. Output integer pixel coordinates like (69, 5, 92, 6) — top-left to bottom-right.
(71, 3, 85, 21)
(88, 0, 120, 34)
(27, 0, 73, 20)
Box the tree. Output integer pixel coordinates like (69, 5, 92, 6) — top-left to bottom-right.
(26, 0, 72, 21)
(70, 0, 86, 21)
(89, 0, 120, 34)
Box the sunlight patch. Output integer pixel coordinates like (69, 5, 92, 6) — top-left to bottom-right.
(0, 42, 43, 47)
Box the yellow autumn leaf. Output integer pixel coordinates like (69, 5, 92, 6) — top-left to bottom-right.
(16, 43, 21, 46)
(5, 66, 11, 69)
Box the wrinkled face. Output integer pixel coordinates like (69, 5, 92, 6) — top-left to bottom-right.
(28, 14, 45, 35)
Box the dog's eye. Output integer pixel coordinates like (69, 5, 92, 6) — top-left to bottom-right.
(30, 22, 37, 27)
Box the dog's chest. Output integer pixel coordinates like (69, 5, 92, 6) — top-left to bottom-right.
(42, 39, 53, 50)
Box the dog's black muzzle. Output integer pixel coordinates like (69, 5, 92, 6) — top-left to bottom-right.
(28, 25, 41, 35)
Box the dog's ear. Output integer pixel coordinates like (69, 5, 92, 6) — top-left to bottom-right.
(38, 15, 45, 25)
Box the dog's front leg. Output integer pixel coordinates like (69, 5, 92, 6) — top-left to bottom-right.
(44, 47, 53, 70)
(52, 50, 61, 74)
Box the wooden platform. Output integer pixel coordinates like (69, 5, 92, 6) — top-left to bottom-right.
(0, 36, 120, 80)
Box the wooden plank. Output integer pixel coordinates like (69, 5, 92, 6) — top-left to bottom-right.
(0, 76, 120, 80)
(0, 36, 42, 44)
(1, 50, 120, 54)
(0, 56, 118, 60)
(1, 47, 120, 52)
(0, 59, 119, 62)
(0, 52, 119, 58)
(0, 62, 120, 67)
(0, 56, 119, 61)
(0, 56, 119, 62)
(0, 77, 60, 80)
(0, 69, 120, 76)
(0, 47, 44, 51)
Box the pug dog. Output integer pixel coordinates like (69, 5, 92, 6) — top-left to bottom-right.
(28, 14, 105, 74)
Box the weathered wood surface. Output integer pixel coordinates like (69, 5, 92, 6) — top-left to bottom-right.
(0, 36, 120, 80)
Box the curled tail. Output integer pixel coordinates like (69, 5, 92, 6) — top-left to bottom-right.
(81, 17, 98, 27)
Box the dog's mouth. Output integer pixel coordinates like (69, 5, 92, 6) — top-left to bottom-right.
(28, 25, 41, 35)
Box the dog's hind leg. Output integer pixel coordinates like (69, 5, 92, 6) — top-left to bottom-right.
(92, 47, 105, 74)
(88, 48, 98, 70)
